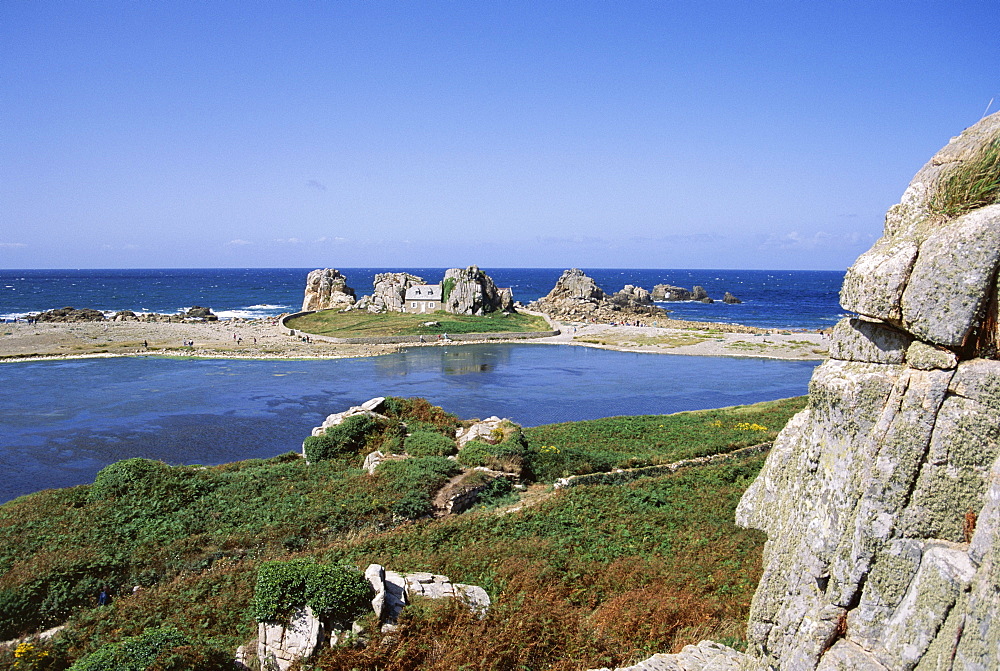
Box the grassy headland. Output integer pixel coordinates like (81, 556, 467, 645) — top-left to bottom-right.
(0, 396, 807, 670)
(285, 309, 550, 338)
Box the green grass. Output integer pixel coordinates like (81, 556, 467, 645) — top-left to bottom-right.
(930, 136, 1000, 218)
(524, 396, 806, 481)
(0, 395, 809, 670)
(286, 309, 549, 337)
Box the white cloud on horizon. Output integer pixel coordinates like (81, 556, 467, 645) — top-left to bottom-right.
(226, 239, 253, 246)
(758, 230, 871, 251)
(0, 242, 27, 249)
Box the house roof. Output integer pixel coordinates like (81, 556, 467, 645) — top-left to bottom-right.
(404, 284, 442, 301)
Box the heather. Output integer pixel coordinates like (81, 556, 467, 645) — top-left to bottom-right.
(0, 396, 805, 670)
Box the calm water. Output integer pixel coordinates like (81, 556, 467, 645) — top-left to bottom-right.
(0, 344, 819, 502)
(0, 267, 845, 329)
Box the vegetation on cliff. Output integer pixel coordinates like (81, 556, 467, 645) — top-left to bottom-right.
(930, 136, 1000, 218)
(0, 396, 805, 670)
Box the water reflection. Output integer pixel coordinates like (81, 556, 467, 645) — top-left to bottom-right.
(372, 345, 511, 376)
(0, 344, 819, 502)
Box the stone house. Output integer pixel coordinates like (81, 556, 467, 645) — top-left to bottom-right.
(403, 284, 442, 314)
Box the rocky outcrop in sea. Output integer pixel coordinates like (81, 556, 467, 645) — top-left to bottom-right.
(28, 306, 220, 323)
(301, 268, 356, 312)
(529, 268, 667, 322)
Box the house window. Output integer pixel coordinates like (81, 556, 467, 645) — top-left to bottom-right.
(411, 302, 417, 308)
(429, 302, 435, 309)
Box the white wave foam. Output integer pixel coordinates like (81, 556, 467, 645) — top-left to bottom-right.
(214, 305, 290, 320)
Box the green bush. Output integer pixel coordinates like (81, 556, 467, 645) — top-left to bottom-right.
(381, 397, 461, 429)
(376, 456, 463, 519)
(441, 277, 456, 304)
(406, 420, 456, 438)
(457, 428, 529, 474)
(89, 458, 172, 501)
(303, 414, 404, 462)
(68, 626, 189, 671)
(253, 559, 372, 624)
(404, 431, 457, 457)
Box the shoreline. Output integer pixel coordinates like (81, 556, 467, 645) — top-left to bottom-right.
(0, 315, 830, 363)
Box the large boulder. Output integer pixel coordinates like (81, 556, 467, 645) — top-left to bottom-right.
(184, 305, 218, 321)
(651, 284, 693, 301)
(441, 266, 513, 315)
(370, 272, 425, 312)
(257, 606, 322, 671)
(529, 269, 667, 322)
(543, 268, 605, 304)
(302, 269, 357, 312)
(610, 284, 654, 307)
(30, 307, 106, 322)
(594, 112, 1000, 671)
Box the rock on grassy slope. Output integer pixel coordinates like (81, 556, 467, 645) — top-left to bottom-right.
(598, 113, 1000, 670)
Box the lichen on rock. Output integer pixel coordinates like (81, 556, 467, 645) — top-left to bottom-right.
(593, 112, 1000, 671)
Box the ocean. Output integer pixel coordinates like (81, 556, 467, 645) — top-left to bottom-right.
(0, 267, 845, 330)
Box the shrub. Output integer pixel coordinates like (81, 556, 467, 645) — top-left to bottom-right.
(303, 414, 404, 462)
(253, 559, 372, 624)
(67, 626, 189, 671)
(406, 420, 456, 438)
(376, 456, 463, 519)
(441, 277, 456, 304)
(382, 397, 461, 428)
(305, 564, 375, 623)
(404, 431, 457, 457)
(88, 458, 216, 510)
(457, 428, 529, 474)
(89, 458, 172, 501)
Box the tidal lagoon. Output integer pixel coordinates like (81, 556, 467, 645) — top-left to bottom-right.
(0, 343, 819, 502)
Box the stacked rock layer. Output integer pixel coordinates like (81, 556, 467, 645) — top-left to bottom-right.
(594, 113, 1000, 670)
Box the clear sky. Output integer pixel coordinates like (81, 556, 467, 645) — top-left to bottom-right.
(3, 1, 998, 270)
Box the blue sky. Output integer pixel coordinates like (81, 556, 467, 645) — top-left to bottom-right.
(2, 1, 998, 270)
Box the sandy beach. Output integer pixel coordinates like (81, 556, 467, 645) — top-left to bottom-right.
(0, 315, 828, 362)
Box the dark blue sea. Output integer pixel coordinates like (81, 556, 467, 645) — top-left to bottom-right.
(1, 267, 845, 330)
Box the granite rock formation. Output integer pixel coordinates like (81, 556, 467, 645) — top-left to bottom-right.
(652, 284, 693, 301)
(611, 284, 654, 307)
(441, 266, 513, 315)
(367, 272, 425, 313)
(723, 292, 742, 304)
(184, 306, 218, 321)
(530, 269, 667, 322)
(248, 564, 490, 671)
(593, 113, 1000, 670)
(691, 286, 713, 303)
(301, 268, 357, 312)
(29, 307, 107, 322)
